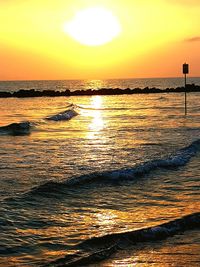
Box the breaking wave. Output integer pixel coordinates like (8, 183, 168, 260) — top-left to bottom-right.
(28, 139, 200, 197)
(44, 212, 200, 267)
(0, 121, 31, 135)
(0, 105, 78, 136)
(46, 109, 78, 121)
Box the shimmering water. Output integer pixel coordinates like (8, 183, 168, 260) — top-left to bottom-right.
(0, 77, 200, 92)
(0, 91, 200, 266)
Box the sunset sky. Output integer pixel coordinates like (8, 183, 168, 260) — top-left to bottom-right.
(0, 0, 200, 80)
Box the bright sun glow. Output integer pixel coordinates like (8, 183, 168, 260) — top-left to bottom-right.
(64, 7, 121, 46)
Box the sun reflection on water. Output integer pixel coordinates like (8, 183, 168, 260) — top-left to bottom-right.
(88, 96, 105, 138)
(95, 210, 117, 226)
(91, 95, 103, 109)
(83, 80, 106, 90)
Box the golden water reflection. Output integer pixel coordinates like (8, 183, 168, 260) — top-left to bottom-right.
(89, 111, 104, 131)
(95, 210, 117, 226)
(83, 80, 106, 90)
(88, 96, 105, 138)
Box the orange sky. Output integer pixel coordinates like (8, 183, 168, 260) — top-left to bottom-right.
(0, 0, 200, 80)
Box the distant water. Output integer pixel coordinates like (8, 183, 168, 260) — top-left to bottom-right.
(0, 92, 200, 266)
(0, 77, 200, 92)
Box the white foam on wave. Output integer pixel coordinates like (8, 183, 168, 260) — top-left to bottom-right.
(23, 139, 200, 199)
(44, 212, 200, 267)
(46, 109, 78, 121)
(65, 139, 200, 185)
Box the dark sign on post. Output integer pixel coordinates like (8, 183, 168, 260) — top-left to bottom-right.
(183, 63, 189, 74)
(182, 63, 189, 115)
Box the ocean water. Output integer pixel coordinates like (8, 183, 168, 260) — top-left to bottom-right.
(0, 77, 200, 92)
(0, 87, 200, 266)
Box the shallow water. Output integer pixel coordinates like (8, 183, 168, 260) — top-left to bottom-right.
(98, 230, 200, 267)
(0, 92, 199, 266)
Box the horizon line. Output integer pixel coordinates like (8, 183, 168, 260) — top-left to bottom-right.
(0, 76, 200, 82)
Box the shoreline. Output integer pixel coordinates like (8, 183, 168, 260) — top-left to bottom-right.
(0, 83, 200, 98)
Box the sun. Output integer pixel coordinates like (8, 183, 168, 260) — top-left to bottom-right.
(63, 7, 121, 46)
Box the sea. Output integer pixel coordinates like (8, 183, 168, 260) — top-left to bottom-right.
(0, 77, 200, 267)
(0, 77, 200, 92)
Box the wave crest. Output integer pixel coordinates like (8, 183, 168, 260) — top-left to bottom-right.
(0, 121, 31, 135)
(27, 139, 200, 198)
(46, 109, 78, 121)
(44, 212, 200, 267)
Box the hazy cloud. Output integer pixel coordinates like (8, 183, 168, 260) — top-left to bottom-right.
(167, 0, 200, 5)
(185, 36, 200, 42)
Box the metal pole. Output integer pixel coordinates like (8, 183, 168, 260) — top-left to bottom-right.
(185, 73, 187, 115)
